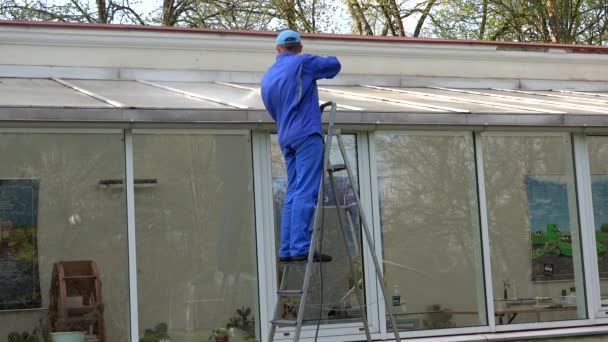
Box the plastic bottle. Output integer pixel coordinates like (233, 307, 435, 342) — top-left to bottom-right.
(392, 284, 407, 313)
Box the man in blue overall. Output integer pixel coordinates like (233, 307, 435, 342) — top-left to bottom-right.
(261, 30, 341, 263)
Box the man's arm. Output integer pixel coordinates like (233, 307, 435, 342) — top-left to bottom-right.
(305, 55, 341, 80)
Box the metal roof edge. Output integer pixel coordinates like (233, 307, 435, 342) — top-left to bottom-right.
(1, 107, 607, 128)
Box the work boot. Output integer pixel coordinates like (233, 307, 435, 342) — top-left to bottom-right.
(278, 256, 292, 263)
(291, 252, 332, 263)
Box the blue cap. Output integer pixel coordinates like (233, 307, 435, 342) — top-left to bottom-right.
(276, 30, 301, 46)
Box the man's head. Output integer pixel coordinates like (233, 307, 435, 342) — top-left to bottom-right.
(276, 30, 303, 54)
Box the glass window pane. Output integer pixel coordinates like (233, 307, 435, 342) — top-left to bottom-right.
(375, 132, 486, 331)
(134, 132, 259, 341)
(270, 134, 366, 326)
(482, 133, 586, 324)
(587, 136, 608, 308)
(0, 132, 129, 341)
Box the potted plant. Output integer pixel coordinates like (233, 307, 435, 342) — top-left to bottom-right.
(83, 304, 104, 342)
(7, 330, 40, 342)
(139, 322, 170, 342)
(84, 305, 103, 342)
(49, 318, 85, 342)
(226, 307, 256, 340)
(209, 327, 233, 342)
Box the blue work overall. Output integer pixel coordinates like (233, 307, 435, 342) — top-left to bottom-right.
(261, 51, 341, 258)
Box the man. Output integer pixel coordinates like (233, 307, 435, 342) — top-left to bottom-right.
(261, 30, 341, 263)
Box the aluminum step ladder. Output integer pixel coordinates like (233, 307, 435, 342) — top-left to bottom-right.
(268, 102, 402, 342)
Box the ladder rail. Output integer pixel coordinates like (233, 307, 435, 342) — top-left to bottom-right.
(267, 263, 291, 341)
(292, 102, 337, 341)
(328, 172, 372, 341)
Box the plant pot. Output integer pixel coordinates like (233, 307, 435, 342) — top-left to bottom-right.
(214, 336, 229, 342)
(50, 331, 85, 342)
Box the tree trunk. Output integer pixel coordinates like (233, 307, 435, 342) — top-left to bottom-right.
(379, 0, 396, 35)
(96, 0, 107, 23)
(388, 0, 405, 36)
(479, 0, 488, 39)
(414, 0, 437, 37)
(276, 0, 298, 30)
(294, 0, 314, 32)
(546, 0, 560, 42)
(162, 0, 176, 26)
(346, 0, 373, 35)
(489, 21, 511, 40)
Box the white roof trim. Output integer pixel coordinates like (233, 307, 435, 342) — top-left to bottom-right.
(52, 77, 125, 108)
(215, 81, 364, 111)
(490, 88, 608, 113)
(430, 87, 569, 114)
(360, 85, 552, 113)
(494, 88, 608, 107)
(214, 81, 260, 93)
(318, 87, 470, 113)
(137, 80, 249, 109)
(553, 89, 608, 98)
(3, 25, 608, 83)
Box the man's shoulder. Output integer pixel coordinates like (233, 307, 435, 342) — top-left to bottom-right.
(261, 61, 281, 84)
(300, 53, 321, 62)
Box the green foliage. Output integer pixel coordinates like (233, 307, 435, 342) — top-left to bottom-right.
(226, 306, 255, 337)
(601, 223, 608, 233)
(139, 322, 170, 342)
(209, 327, 229, 337)
(7, 227, 37, 263)
(83, 304, 104, 326)
(426, 0, 608, 43)
(8, 330, 40, 342)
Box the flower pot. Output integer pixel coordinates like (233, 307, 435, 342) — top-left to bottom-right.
(51, 331, 85, 342)
(214, 336, 229, 342)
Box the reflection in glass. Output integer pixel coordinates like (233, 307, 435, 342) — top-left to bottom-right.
(134, 133, 258, 342)
(0, 132, 129, 341)
(587, 136, 608, 308)
(270, 134, 366, 325)
(482, 133, 586, 324)
(375, 132, 486, 331)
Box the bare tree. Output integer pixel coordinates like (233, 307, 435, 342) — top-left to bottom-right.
(0, 0, 146, 24)
(160, 0, 193, 26)
(414, 0, 438, 37)
(180, 0, 275, 30)
(1, 0, 607, 45)
(347, 0, 374, 34)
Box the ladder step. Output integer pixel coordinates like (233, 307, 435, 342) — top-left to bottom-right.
(328, 163, 346, 172)
(271, 319, 298, 327)
(279, 258, 328, 264)
(279, 259, 307, 265)
(277, 289, 308, 296)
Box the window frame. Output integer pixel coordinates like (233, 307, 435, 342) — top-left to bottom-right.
(479, 131, 591, 333)
(130, 128, 259, 341)
(369, 130, 491, 339)
(574, 133, 608, 321)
